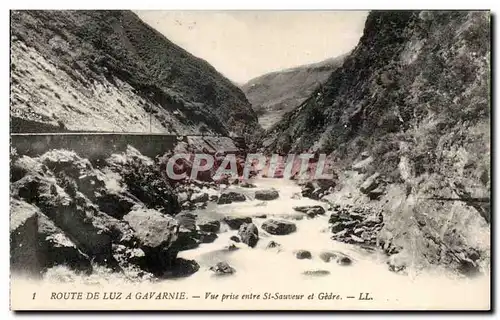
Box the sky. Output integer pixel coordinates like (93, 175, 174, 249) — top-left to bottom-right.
(135, 11, 368, 84)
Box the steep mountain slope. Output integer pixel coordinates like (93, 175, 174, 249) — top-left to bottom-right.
(264, 11, 490, 273)
(10, 10, 259, 137)
(242, 56, 346, 129)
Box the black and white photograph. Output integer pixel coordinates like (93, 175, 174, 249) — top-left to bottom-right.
(8, 9, 491, 311)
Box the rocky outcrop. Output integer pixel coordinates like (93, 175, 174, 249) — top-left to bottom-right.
(302, 270, 330, 277)
(238, 223, 259, 248)
(254, 189, 279, 201)
(241, 182, 257, 188)
(261, 219, 297, 235)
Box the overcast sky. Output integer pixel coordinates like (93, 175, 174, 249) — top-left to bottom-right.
(135, 11, 368, 84)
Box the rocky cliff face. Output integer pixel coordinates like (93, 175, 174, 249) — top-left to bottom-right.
(242, 56, 346, 129)
(10, 10, 259, 137)
(263, 11, 490, 273)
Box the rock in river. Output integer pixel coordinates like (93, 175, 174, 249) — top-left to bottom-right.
(261, 219, 297, 235)
(302, 270, 330, 277)
(198, 220, 220, 233)
(295, 250, 312, 259)
(293, 205, 326, 217)
(319, 251, 352, 266)
(238, 223, 259, 248)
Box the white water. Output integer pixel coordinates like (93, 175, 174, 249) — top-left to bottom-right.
(165, 178, 490, 310)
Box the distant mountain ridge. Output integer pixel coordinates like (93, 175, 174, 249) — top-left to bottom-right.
(241, 55, 346, 129)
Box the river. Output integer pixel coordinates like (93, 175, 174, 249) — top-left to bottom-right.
(29, 178, 489, 310)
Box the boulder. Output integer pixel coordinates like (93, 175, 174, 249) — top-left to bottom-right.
(261, 219, 297, 235)
(38, 213, 92, 273)
(10, 199, 42, 278)
(165, 258, 200, 278)
(229, 235, 241, 243)
(302, 270, 330, 277)
(123, 208, 179, 272)
(368, 187, 385, 200)
(174, 228, 200, 251)
(12, 175, 113, 261)
(331, 222, 344, 233)
(319, 251, 352, 266)
(38, 150, 106, 200)
(190, 192, 209, 203)
(209, 262, 236, 275)
(295, 250, 312, 259)
(315, 179, 336, 190)
(387, 252, 408, 273)
(293, 205, 326, 218)
(95, 192, 139, 219)
(223, 216, 252, 230)
(350, 234, 365, 243)
(226, 243, 239, 251)
(198, 220, 220, 233)
(360, 172, 381, 194)
(254, 189, 279, 201)
(217, 192, 246, 204)
(352, 156, 373, 173)
(238, 223, 259, 248)
(177, 192, 189, 203)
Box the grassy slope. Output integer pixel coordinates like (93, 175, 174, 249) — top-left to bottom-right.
(10, 10, 260, 137)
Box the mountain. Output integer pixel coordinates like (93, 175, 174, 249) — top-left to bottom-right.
(10, 10, 259, 137)
(263, 11, 490, 272)
(241, 56, 346, 129)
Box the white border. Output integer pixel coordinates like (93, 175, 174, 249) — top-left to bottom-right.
(1, 1, 497, 319)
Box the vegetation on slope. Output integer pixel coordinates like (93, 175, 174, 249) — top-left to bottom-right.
(10, 10, 260, 137)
